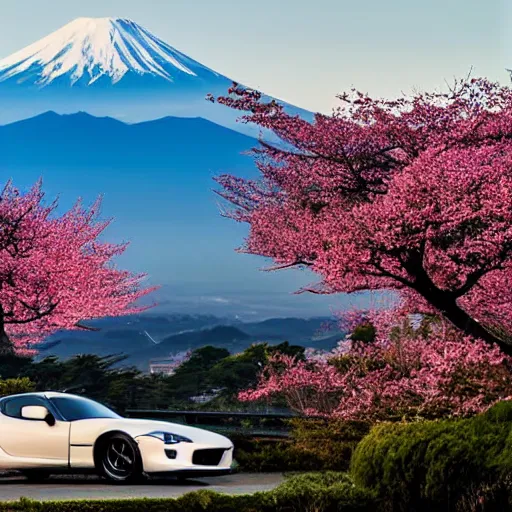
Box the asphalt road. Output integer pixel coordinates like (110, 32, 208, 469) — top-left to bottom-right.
(0, 473, 285, 501)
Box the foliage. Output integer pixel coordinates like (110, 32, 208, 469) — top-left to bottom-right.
(454, 475, 512, 512)
(163, 346, 230, 404)
(0, 353, 163, 413)
(0, 353, 32, 379)
(0, 181, 155, 355)
(350, 323, 376, 344)
(235, 418, 370, 472)
(206, 342, 305, 403)
(0, 377, 34, 397)
(0, 341, 301, 413)
(351, 400, 512, 511)
(290, 418, 371, 469)
(239, 318, 512, 421)
(234, 437, 318, 472)
(271, 472, 377, 512)
(0, 472, 377, 511)
(212, 78, 512, 353)
(159, 342, 304, 409)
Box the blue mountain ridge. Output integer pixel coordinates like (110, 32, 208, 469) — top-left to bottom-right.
(0, 111, 347, 318)
(0, 111, 256, 168)
(36, 314, 343, 371)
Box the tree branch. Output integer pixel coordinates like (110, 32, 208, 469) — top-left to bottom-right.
(75, 321, 101, 332)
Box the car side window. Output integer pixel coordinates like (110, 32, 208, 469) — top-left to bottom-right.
(2, 396, 47, 419)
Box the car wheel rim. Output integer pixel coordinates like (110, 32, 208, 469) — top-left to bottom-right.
(103, 438, 135, 479)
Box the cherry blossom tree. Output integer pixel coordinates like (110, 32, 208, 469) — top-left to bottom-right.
(210, 78, 512, 354)
(239, 317, 512, 421)
(0, 181, 156, 355)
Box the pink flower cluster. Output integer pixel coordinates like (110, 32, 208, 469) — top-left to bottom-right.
(0, 181, 157, 353)
(239, 321, 512, 421)
(212, 78, 512, 354)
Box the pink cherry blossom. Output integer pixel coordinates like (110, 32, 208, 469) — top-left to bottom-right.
(0, 181, 157, 354)
(239, 318, 512, 421)
(211, 78, 512, 354)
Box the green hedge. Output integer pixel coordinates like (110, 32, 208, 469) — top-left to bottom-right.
(351, 401, 512, 511)
(0, 473, 377, 512)
(234, 437, 319, 472)
(234, 419, 370, 472)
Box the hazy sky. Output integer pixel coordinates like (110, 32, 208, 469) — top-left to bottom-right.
(1, 0, 509, 114)
(0, 0, 510, 318)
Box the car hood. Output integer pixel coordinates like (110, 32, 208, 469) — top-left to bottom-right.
(69, 417, 233, 447)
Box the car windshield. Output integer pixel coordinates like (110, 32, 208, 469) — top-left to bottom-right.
(49, 396, 121, 421)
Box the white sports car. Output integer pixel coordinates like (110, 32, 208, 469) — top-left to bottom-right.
(0, 392, 234, 483)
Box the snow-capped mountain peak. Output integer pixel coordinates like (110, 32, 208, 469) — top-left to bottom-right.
(0, 16, 310, 136)
(0, 17, 208, 86)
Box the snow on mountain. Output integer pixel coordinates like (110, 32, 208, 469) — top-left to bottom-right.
(0, 17, 218, 87)
(0, 17, 312, 133)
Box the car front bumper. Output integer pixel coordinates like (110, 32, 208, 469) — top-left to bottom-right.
(148, 468, 233, 478)
(134, 435, 234, 474)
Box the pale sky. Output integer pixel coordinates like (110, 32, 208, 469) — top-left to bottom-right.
(0, 0, 509, 114)
(0, 0, 510, 317)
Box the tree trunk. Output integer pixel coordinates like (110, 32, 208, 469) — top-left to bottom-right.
(0, 305, 14, 356)
(415, 284, 512, 356)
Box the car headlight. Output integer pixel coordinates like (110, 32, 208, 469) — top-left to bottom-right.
(146, 431, 193, 444)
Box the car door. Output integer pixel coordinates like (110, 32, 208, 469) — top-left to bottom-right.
(0, 395, 69, 463)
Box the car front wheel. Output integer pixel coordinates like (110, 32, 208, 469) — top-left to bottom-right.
(98, 433, 142, 483)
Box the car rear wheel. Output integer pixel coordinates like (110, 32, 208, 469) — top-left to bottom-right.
(97, 433, 142, 483)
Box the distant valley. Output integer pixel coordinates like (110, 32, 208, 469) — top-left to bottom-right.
(37, 313, 344, 371)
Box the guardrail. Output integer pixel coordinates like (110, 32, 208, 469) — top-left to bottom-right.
(125, 409, 298, 419)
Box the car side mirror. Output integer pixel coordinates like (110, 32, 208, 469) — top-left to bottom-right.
(21, 405, 55, 426)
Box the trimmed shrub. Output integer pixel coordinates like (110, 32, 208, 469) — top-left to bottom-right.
(234, 419, 370, 472)
(291, 418, 371, 470)
(234, 437, 318, 472)
(351, 400, 512, 511)
(0, 472, 378, 512)
(272, 472, 377, 511)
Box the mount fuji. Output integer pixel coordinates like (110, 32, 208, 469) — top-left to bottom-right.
(0, 18, 213, 86)
(0, 17, 311, 134)
(0, 18, 339, 319)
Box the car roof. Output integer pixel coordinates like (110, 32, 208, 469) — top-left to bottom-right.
(0, 391, 81, 402)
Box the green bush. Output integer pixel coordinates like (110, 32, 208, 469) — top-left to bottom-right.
(234, 437, 320, 472)
(291, 418, 371, 470)
(0, 473, 378, 512)
(0, 377, 34, 397)
(272, 472, 377, 511)
(351, 401, 512, 511)
(234, 419, 370, 472)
